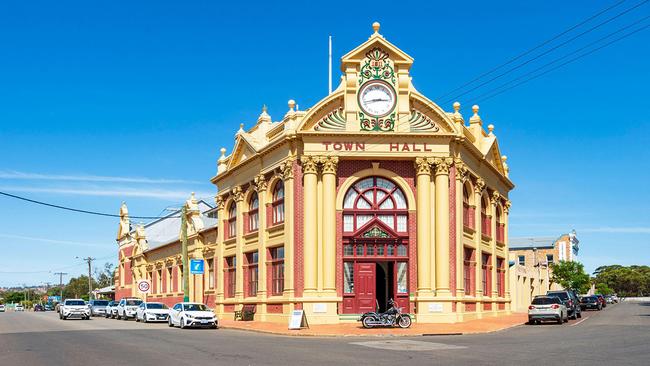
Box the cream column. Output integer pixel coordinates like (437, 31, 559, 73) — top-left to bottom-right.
(321, 156, 338, 293)
(281, 160, 295, 298)
(254, 175, 268, 299)
(490, 192, 499, 299)
(301, 156, 319, 293)
(415, 158, 433, 295)
(454, 160, 468, 298)
(434, 158, 452, 296)
(232, 186, 245, 300)
(214, 195, 226, 312)
(474, 178, 485, 299)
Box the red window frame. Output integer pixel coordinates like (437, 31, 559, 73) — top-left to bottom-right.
(206, 258, 215, 289)
(269, 247, 284, 295)
(225, 256, 236, 298)
(227, 203, 237, 239)
(481, 197, 491, 238)
(341, 177, 409, 234)
(246, 252, 258, 297)
(462, 186, 473, 229)
(482, 253, 491, 295)
(248, 192, 259, 233)
(271, 182, 284, 225)
(463, 247, 474, 296)
(496, 257, 505, 297)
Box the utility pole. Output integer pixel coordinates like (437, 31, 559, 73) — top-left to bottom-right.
(181, 205, 189, 302)
(53, 272, 67, 300)
(77, 257, 96, 299)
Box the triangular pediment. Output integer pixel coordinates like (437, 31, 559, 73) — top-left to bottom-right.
(354, 217, 399, 239)
(483, 138, 506, 175)
(228, 134, 259, 169)
(341, 32, 413, 67)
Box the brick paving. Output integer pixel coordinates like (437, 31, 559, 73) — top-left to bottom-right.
(219, 312, 528, 337)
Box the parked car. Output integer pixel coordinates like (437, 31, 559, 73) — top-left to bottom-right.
(87, 299, 110, 316)
(136, 302, 170, 323)
(547, 290, 582, 319)
(0, 304, 5, 312)
(116, 298, 142, 320)
(595, 294, 607, 308)
(528, 296, 568, 325)
(611, 294, 619, 303)
(33, 304, 45, 312)
(15, 304, 25, 312)
(105, 301, 119, 318)
(168, 302, 217, 329)
(580, 295, 602, 311)
(59, 299, 90, 320)
(44, 304, 53, 311)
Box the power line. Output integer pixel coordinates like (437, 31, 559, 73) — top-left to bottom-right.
(0, 255, 115, 274)
(0, 191, 180, 219)
(474, 23, 649, 103)
(442, 0, 649, 105)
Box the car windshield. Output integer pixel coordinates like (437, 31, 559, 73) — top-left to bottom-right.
(582, 297, 597, 302)
(532, 297, 560, 305)
(146, 303, 168, 309)
(66, 300, 86, 306)
(183, 304, 208, 311)
(547, 292, 569, 300)
(126, 300, 142, 306)
(93, 301, 109, 306)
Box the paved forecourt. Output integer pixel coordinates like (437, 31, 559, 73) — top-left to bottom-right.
(0, 301, 648, 366)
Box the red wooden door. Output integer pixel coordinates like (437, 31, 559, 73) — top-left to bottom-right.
(355, 263, 376, 313)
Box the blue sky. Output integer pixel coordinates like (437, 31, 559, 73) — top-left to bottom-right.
(1, 0, 648, 287)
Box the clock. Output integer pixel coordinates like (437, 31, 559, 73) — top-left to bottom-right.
(358, 80, 396, 117)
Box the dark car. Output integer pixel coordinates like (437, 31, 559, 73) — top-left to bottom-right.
(595, 294, 607, 308)
(33, 304, 45, 312)
(547, 290, 582, 320)
(580, 296, 602, 311)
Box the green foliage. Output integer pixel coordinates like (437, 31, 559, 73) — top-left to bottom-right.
(1, 291, 26, 304)
(595, 283, 614, 295)
(549, 261, 591, 293)
(593, 265, 650, 297)
(94, 262, 116, 288)
(63, 275, 97, 299)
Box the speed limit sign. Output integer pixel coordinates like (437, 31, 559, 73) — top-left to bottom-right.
(137, 279, 151, 294)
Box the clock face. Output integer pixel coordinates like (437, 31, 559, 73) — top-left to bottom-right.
(358, 81, 396, 117)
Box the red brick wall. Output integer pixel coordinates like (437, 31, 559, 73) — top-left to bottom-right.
(267, 304, 283, 313)
(498, 303, 505, 310)
(293, 160, 304, 299)
(484, 302, 492, 311)
(466, 303, 476, 312)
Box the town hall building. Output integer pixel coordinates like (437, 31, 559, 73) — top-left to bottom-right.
(115, 23, 514, 324)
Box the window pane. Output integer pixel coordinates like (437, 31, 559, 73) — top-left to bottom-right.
(356, 198, 371, 209)
(250, 193, 259, 209)
(396, 215, 407, 232)
(375, 190, 386, 204)
(276, 247, 284, 259)
(274, 185, 284, 200)
(355, 178, 374, 191)
(363, 190, 374, 204)
(397, 244, 407, 256)
(344, 244, 353, 256)
(397, 262, 408, 293)
(366, 245, 375, 256)
(393, 189, 407, 209)
(344, 262, 354, 293)
(376, 178, 395, 190)
(356, 215, 372, 229)
(376, 245, 384, 256)
(356, 245, 364, 256)
(378, 214, 394, 229)
(343, 215, 354, 232)
(387, 245, 395, 256)
(343, 190, 358, 209)
(379, 198, 394, 209)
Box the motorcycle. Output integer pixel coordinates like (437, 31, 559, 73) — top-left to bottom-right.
(359, 298, 412, 329)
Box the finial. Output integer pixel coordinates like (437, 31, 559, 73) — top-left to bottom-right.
(237, 123, 245, 134)
(488, 124, 494, 135)
(501, 155, 507, 162)
(469, 104, 482, 125)
(262, 104, 267, 113)
(372, 22, 380, 34)
(288, 99, 296, 112)
(219, 147, 227, 160)
(472, 105, 479, 114)
(453, 102, 460, 112)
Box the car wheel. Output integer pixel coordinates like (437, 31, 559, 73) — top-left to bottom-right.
(59, 313, 62, 320)
(123, 314, 128, 321)
(135, 316, 139, 322)
(168, 318, 174, 327)
(180, 317, 186, 329)
(142, 316, 147, 324)
(557, 316, 563, 325)
(577, 311, 582, 319)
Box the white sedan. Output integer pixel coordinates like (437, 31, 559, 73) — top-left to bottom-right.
(15, 304, 25, 312)
(135, 302, 170, 323)
(168, 302, 217, 329)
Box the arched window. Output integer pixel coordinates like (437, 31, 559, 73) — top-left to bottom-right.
(481, 196, 491, 238)
(342, 177, 408, 233)
(272, 182, 284, 224)
(462, 185, 472, 229)
(495, 206, 504, 243)
(248, 192, 259, 232)
(227, 202, 237, 239)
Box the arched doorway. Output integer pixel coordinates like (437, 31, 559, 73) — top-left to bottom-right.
(340, 176, 410, 314)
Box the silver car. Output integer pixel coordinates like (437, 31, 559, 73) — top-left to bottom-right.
(87, 299, 110, 316)
(528, 296, 568, 325)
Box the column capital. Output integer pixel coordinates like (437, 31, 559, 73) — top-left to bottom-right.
(214, 194, 226, 210)
(454, 159, 469, 182)
(231, 185, 244, 202)
(504, 199, 511, 214)
(319, 156, 339, 175)
(253, 174, 268, 192)
(433, 157, 453, 176)
(490, 191, 501, 206)
(300, 156, 319, 175)
(474, 178, 485, 194)
(414, 157, 433, 176)
(281, 159, 294, 180)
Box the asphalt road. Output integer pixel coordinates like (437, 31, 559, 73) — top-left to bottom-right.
(1, 301, 648, 366)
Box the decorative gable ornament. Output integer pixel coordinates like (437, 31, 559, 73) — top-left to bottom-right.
(363, 226, 390, 238)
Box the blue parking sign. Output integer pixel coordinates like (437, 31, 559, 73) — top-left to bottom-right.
(190, 259, 204, 274)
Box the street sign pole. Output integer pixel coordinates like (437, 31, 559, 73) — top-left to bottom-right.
(181, 205, 189, 302)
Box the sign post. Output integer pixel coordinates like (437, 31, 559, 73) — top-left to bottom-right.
(288, 309, 308, 330)
(137, 279, 151, 302)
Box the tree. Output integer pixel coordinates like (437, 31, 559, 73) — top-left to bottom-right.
(63, 275, 97, 300)
(593, 265, 650, 296)
(595, 283, 613, 295)
(549, 260, 591, 293)
(94, 262, 116, 288)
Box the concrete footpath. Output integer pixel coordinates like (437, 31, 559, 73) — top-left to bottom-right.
(219, 313, 529, 337)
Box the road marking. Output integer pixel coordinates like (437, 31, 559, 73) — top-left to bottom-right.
(351, 340, 467, 351)
(570, 317, 588, 326)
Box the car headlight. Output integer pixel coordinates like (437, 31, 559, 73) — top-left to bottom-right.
(185, 313, 194, 319)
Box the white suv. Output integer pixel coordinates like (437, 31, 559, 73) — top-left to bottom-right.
(116, 298, 142, 320)
(59, 299, 90, 320)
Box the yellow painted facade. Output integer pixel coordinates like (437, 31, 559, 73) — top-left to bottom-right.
(115, 23, 515, 324)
